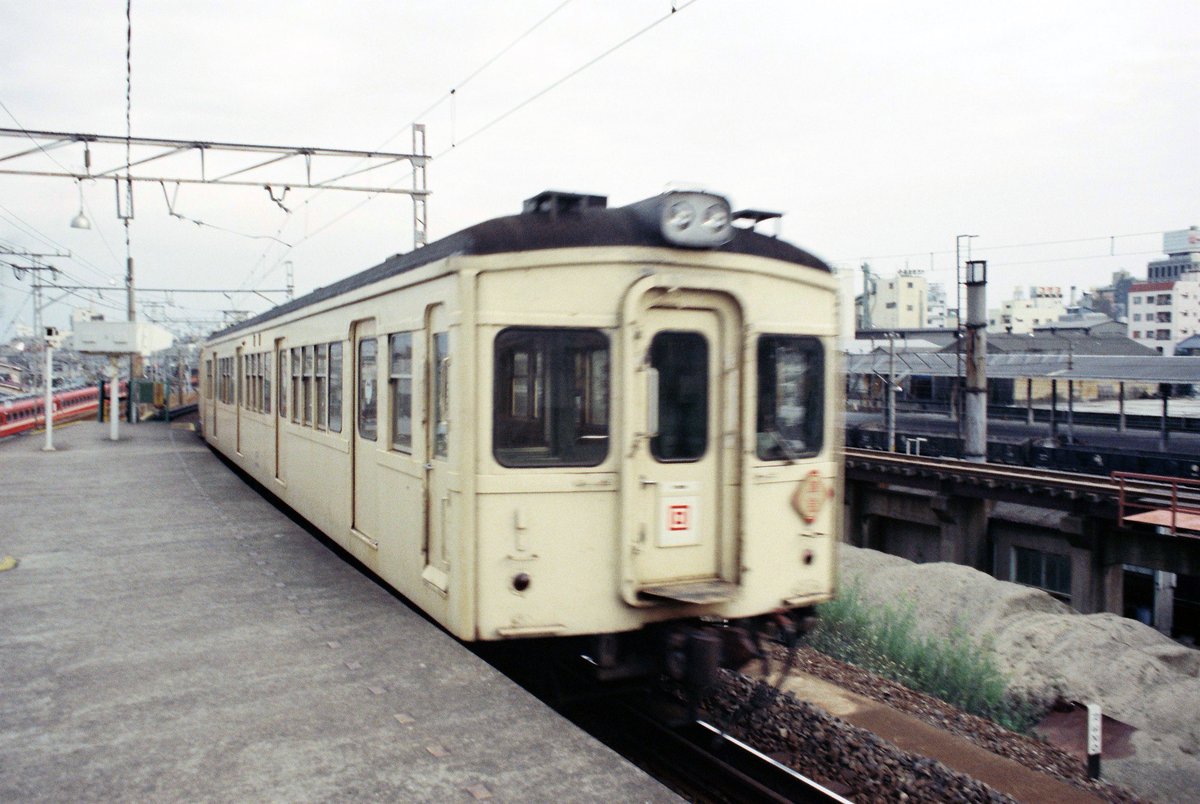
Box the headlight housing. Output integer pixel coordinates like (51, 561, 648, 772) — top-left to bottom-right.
(637, 191, 735, 248)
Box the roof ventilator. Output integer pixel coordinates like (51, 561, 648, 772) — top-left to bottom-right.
(733, 208, 783, 236)
(522, 190, 608, 218)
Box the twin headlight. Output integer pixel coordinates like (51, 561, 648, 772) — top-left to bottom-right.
(646, 191, 735, 248)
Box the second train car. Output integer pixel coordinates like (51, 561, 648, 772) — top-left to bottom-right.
(201, 189, 841, 687)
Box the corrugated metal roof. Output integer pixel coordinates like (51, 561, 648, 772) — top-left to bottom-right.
(847, 353, 1200, 382)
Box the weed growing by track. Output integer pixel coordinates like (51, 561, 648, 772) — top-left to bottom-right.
(806, 582, 1043, 733)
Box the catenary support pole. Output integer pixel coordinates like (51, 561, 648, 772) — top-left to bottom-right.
(963, 260, 987, 463)
(42, 341, 55, 451)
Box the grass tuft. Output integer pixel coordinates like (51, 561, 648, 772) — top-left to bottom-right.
(806, 580, 1043, 733)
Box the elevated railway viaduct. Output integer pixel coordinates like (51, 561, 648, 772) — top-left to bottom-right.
(844, 448, 1200, 643)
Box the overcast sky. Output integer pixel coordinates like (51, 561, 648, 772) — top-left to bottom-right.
(1, 0, 1196, 340)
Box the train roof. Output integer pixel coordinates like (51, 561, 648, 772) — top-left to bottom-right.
(210, 191, 831, 341)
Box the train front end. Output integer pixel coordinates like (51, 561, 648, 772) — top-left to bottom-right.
(475, 190, 841, 689)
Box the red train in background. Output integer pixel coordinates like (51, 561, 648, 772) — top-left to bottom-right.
(0, 384, 127, 439)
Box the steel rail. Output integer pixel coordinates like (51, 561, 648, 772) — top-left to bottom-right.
(844, 447, 1120, 497)
(567, 694, 849, 803)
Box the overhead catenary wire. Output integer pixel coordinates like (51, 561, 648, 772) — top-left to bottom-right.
(231, 0, 586, 297)
(237, 0, 707, 299)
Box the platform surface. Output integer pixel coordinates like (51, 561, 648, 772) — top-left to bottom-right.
(0, 420, 676, 802)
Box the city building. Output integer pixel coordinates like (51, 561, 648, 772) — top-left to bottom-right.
(988, 286, 1067, 334)
(859, 269, 928, 330)
(925, 281, 950, 328)
(1147, 226, 1200, 281)
(1128, 273, 1200, 354)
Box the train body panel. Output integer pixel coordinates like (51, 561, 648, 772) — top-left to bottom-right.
(201, 190, 841, 676)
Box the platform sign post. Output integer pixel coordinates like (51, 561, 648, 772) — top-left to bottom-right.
(108, 358, 120, 442)
(1087, 703, 1102, 779)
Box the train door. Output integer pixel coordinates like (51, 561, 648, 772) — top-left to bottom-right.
(352, 320, 379, 541)
(205, 355, 216, 437)
(274, 338, 285, 481)
(422, 304, 451, 592)
(624, 290, 741, 603)
(235, 346, 243, 454)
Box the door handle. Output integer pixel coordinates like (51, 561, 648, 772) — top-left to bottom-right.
(639, 476, 657, 488)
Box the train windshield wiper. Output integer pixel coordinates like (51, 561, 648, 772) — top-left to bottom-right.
(764, 428, 801, 464)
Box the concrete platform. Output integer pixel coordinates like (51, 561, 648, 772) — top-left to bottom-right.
(0, 420, 677, 802)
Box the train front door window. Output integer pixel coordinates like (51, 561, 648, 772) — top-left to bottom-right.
(649, 331, 708, 462)
(755, 336, 824, 461)
(492, 328, 609, 467)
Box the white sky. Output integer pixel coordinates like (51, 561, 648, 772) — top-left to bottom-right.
(1, 0, 1196, 339)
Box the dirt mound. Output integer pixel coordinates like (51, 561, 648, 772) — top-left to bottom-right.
(839, 545, 1200, 801)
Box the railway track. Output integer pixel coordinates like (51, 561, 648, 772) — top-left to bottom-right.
(845, 447, 1200, 527)
(844, 446, 1119, 497)
(567, 694, 850, 803)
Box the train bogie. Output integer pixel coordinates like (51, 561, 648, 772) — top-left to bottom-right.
(202, 189, 841, 681)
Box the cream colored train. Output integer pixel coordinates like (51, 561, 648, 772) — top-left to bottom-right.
(201, 189, 840, 688)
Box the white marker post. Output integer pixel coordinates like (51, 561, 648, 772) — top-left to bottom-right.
(1087, 703, 1103, 779)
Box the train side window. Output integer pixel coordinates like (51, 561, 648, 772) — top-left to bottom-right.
(315, 344, 328, 430)
(358, 338, 378, 441)
(237, 353, 244, 407)
(290, 348, 301, 423)
(263, 352, 272, 415)
(650, 331, 707, 462)
(433, 332, 449, 458)
(493, 328, 608, 467)
(756, 335, 824, 460)
(251, 353, 261, 412)
(303, 346, 314, 426)
(328, 342, 343, 433)
(389, 332, 413, 452)
(205, 358, 213, 400)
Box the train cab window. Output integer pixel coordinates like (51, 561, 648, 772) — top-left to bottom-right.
(649, 332, 708, 462)
(389, 332, 413, 451)
(315, 344, 328, 430)
(205, 359, 213, 400)
(303, 346, 314, 425)
(328, 342, 343, 433)
(290, 348, 301, 423)
(756, 336, 824, 461)
(358, 338, 378, 441)
(493, 328, 608, 467)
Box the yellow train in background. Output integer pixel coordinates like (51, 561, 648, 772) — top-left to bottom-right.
(201, 188, 841, 689)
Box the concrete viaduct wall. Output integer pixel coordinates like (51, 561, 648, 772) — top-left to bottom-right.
(844, 478, 1200, 639)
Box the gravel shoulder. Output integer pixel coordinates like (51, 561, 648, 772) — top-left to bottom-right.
(837, 544, 1200, 803)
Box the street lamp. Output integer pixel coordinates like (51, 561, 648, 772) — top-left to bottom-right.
(69, 180, 91, 229)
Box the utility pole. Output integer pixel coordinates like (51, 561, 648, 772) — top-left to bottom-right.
(887, 332, 897, 452)
(6, 262, 60, 389)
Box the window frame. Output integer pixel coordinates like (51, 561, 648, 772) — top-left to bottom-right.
(389, 332, 414, 452)
(492, 327, 610, 468)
